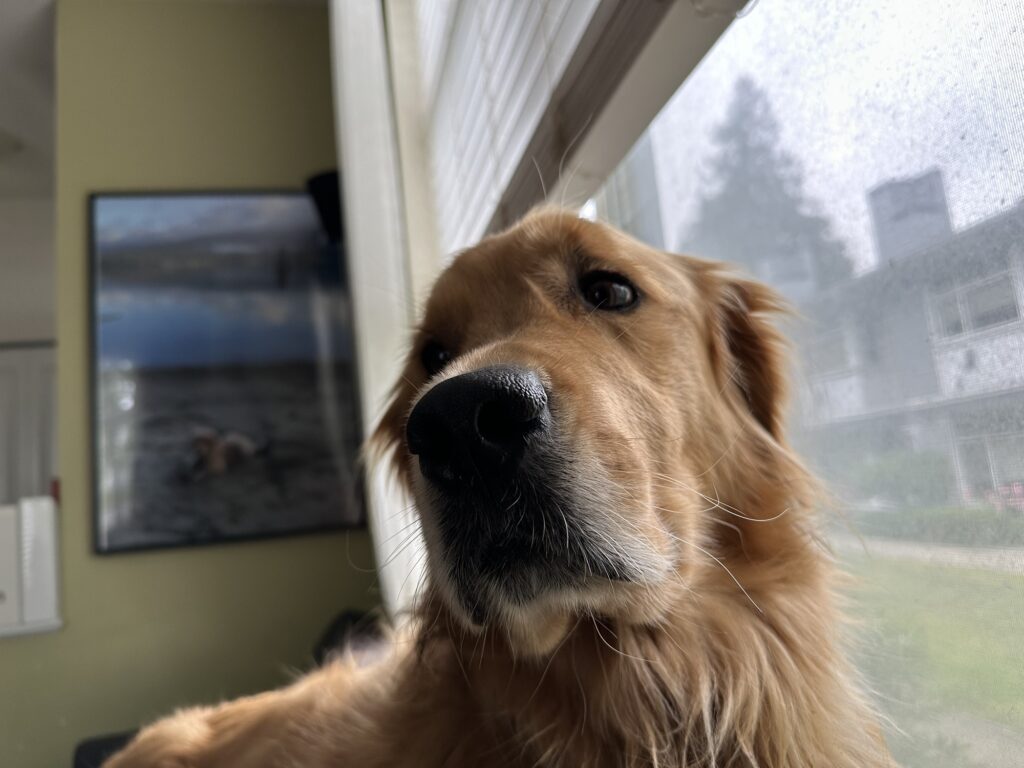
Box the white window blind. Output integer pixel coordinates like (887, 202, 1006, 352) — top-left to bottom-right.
(414, 0, 600, 255)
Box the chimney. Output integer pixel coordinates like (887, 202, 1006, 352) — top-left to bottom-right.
(868, 168, 952, 262)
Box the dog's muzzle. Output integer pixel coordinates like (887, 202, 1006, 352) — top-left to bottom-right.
(406, 365, 581, 620)
(406, 365, 638, 624)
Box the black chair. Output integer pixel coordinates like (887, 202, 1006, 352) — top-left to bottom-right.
(72, 732, 136, 768)
(313, 609, 381, 665)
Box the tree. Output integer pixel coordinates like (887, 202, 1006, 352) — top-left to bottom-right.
(683, 77, 852, 292)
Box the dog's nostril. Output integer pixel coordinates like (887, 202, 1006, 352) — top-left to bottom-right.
(476, 401, 541, 448)
(407, 412, 450, 458)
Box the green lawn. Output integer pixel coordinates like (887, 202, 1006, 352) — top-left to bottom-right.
(841, 554, 1024, 766)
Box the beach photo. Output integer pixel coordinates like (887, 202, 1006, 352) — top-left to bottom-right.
(90, 193, 363, 553)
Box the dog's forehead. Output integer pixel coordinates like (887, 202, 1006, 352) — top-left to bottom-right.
(421, 213, 692, 338)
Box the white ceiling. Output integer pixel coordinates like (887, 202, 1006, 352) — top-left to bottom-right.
(0, 0, 54, 197)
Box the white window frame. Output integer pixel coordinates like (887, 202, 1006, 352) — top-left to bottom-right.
(329, 0, 425, 615)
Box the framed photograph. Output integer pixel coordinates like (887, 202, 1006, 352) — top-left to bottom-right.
(89, 191, 364, 553)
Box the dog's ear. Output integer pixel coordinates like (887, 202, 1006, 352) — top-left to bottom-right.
(366, 369, 418, 490)
(705, 268, 790, 440)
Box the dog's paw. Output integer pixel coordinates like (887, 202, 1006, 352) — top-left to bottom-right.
(103, 707, 212, 768)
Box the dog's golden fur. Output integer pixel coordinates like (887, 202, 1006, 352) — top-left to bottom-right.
(107, 210, 895, 767)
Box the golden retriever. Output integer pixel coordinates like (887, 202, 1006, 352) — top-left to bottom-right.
(107, 209, 895, 767)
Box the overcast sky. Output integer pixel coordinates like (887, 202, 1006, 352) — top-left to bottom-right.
(95, 194, 320, 248)
(647, 0, 1024, 271)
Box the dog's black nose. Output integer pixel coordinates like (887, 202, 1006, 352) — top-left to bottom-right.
(406, 365, 549, 485)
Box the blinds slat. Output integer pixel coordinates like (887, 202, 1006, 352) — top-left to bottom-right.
(417, 0, 656, 254)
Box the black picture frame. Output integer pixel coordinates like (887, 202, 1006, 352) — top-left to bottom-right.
(88, 190, 365, 554)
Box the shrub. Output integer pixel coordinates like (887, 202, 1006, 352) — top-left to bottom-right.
(852, 505, 1024, 547)
(848, 450, 954, 508)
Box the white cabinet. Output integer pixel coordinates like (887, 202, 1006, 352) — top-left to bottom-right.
(0, 497, 61, 638)
(0, 346, 61, 638)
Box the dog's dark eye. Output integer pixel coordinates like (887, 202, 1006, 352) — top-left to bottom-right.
(579, 270, 638, 311)
(420, 340, 452, 377)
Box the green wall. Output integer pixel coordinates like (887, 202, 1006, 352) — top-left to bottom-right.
(0, 3, 378, 766)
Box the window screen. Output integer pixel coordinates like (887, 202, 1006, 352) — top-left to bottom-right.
(591, 1, 1024, 765)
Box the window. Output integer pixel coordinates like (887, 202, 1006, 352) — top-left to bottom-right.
(935, 291, 964, 337)
(964, 277, 1019, 331)
(410, 0, 674, 255)
(933, 274, 1020, 338)
(591, 1, 1024, 764)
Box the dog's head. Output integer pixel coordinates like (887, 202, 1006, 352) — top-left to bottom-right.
(374, 208, 809, 654)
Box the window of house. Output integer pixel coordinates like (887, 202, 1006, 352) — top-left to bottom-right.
(934, 291, 964, 337)
(964, 277, 1019, 331)
(932, 274, 1020, 338)
(589, 1, 1024, 764)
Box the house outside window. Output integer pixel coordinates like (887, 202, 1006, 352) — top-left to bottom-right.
(588, 1, 1024, 764)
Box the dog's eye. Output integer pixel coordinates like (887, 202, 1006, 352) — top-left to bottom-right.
(420, 340, 452, 377)
(579, 271, 638, 311)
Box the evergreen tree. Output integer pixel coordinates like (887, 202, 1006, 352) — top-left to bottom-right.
(683, 77, 852, 291)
